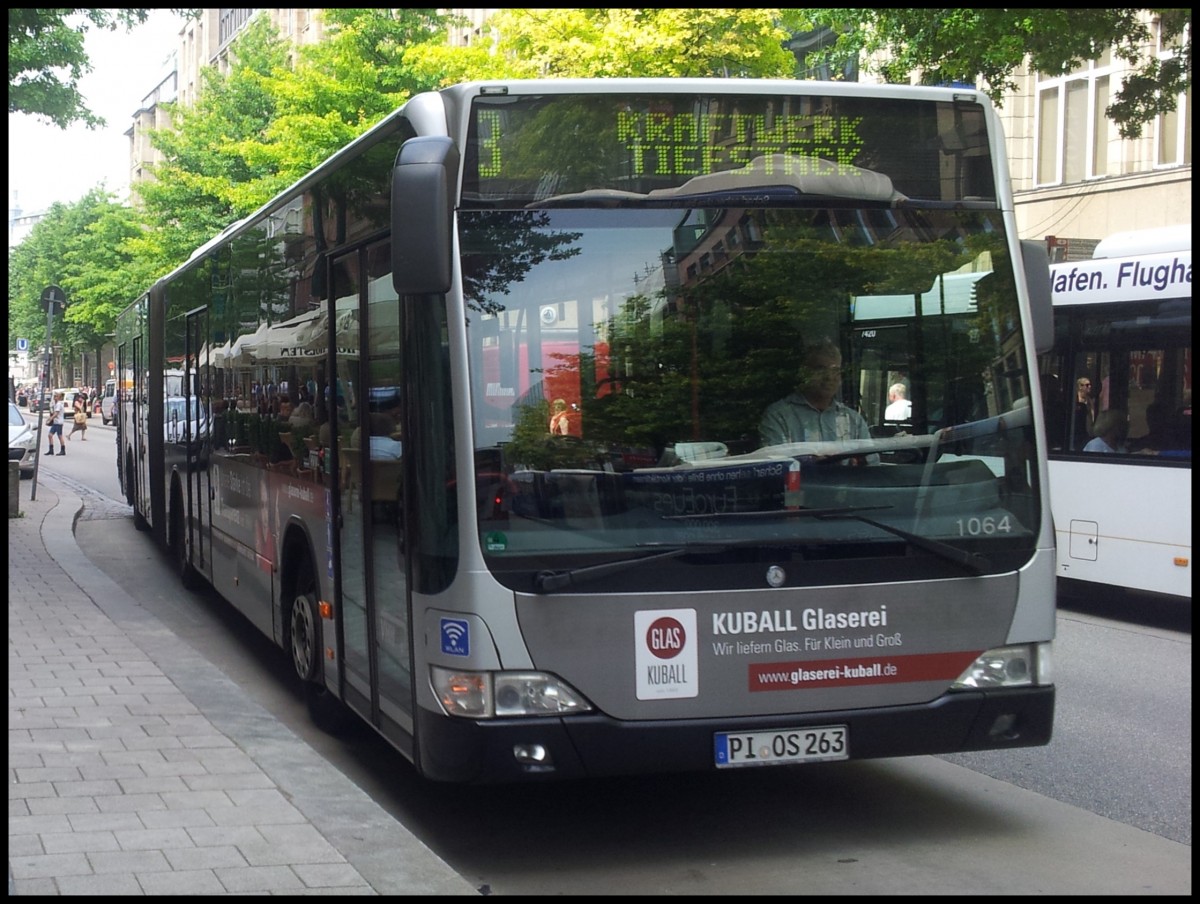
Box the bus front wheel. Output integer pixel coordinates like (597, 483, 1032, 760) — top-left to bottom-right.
(289, 589, 320, 682)
(289, 568, 352, 734)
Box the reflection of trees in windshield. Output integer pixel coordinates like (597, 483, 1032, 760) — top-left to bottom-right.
(459, 211, 582, 315)
(572, 210, 1012, 456)
(493, 102, 632, 195)
(462, 207, 1020, 471)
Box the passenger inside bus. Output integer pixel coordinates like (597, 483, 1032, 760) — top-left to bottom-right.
(1083, 408, 1128, 454)
(883, 382, 912, 421)
(1072, 377, 1097, 449)
(1131, 400, 1191, 456)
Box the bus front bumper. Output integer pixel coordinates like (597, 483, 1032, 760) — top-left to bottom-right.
(415, 685, 1054, 783)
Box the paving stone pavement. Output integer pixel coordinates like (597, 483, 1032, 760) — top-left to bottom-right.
(9, 471, 479, 895)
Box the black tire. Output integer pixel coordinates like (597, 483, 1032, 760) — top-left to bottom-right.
(290, 587, 320, 683)
(289, 562, 354, 734)
(171, 495, 203, 590)
(125, 449, 149, 531)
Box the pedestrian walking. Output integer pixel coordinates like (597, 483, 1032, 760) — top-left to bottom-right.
(46, 391, 67, 455)
(68, 395, 89, 441)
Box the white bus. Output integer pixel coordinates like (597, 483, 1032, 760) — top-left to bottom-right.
(117, 79, 1057, 782)
(1040, 225, 1191, 602)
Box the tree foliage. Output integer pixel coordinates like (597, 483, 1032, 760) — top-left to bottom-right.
(486, 8, 804, 78)
(7, 188, 143, 385)
(134, 9, 461, 281)
(270, 8, 452, 157)
(803, 8, 1191, 138)
(8, 9, 196, 128)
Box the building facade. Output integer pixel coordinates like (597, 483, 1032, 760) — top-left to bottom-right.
(843, 13, 1190, 257)
(996, 15, 1191, 258)
(126, 9, 327, 203)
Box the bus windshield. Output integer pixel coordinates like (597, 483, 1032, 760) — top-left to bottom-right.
(463, 206, 1038, 590)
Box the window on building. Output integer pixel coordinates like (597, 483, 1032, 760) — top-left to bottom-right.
(218, 9, 254, 47)
(1154, 19, 1192, 167)
(1035, 48, 1115, 186)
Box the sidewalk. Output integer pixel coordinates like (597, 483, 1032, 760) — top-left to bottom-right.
(8, 472, 478, 896)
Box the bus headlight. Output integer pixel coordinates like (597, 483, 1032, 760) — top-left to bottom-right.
(952, 642, 1052, 689)
(431, 666, 594, 719)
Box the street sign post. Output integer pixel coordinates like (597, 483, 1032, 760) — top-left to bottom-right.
(40, 285, 66, 314)
(32, 285, 67, 501)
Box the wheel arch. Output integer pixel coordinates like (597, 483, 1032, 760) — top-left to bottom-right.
(278, 518, 322, 651)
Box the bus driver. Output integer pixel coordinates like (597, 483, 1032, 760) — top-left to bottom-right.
(759, 339, 873, 450)
(759, 339, 880, 466)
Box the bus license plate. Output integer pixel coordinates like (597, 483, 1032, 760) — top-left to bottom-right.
(714, 726, 848, 768)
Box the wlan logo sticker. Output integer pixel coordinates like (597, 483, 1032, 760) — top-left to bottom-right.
(440, 618, 470, 656)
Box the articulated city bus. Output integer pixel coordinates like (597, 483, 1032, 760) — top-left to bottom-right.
(117, 78, 1056, 782)
(1040, 225, 1191, 603)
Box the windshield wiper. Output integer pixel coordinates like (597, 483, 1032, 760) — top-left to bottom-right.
(815, 512, 992, 575)
(533, 543, 725, 593)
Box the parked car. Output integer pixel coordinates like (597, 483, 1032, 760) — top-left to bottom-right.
(9, 401, 37, 478)
(100, 379, 117, 425)
(27, 390, 49, 413)
(55, 388, 83, 416)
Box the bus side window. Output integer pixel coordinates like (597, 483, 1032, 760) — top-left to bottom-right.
(1039, 372, 1067, 451)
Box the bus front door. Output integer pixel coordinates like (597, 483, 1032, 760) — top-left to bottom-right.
(331, 242, 415, 738)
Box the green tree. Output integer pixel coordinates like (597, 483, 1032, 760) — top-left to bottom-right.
(8, 9, 196, 128)
(134, 10, 465, 279)
(63, 203, 150, 388)
(486, 8, 807, 78)
(802, 8, 1191, 138)
(135, 15, 294, 274)
(7, 189, 142, 387)
(260, 8, 453, 173)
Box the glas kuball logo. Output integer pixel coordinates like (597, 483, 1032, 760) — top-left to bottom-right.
(646, 616, 685, 659)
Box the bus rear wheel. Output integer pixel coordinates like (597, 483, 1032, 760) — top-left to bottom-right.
(170, 490, 202, 590)
(126, 450, 148, 531)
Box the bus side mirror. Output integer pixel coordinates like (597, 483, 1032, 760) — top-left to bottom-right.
(1021, 239, 1054, 355)
(392, 136, 459, 296)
